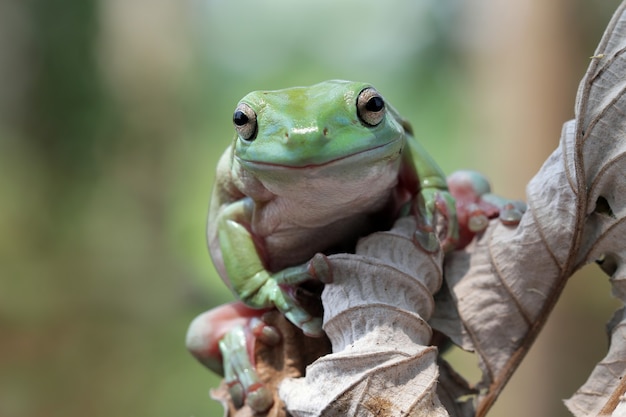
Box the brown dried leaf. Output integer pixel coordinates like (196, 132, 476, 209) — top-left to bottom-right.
(565, 308, 626, 416)
(565, 2, 626, 414)
(435, 2, 626, 416)
(280, 217, 461, 417)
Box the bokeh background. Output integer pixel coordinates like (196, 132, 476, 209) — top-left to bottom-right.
(0, 0, 623, 416)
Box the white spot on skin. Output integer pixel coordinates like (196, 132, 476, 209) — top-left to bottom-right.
(291, 126, 319, 135)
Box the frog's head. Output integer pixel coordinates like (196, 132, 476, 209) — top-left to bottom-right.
(231, 80, 407, 171)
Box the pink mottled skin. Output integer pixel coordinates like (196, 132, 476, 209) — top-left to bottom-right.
(186, 302, 271, 375)
(447, 170, 502, 249)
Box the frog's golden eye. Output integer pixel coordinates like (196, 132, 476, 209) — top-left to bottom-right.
(233, 103, 257, 141)
(357, 87, 385, 126)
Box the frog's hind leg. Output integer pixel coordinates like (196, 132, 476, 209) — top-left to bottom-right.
(186, 301, 279, 411)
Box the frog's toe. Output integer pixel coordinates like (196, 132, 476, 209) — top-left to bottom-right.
(225, 379, 245, 408)
(438, 218, 460, 252)
(499, 203, 525, 226)
(414, 227, 440, 253)
(249, 317, 281, 346)
(467, 204, 490, 233)
(282, 306, 323, 337)
(512, 200, 527, 213)
(300, 316, 324, 337)
(246, 383, 274, 412)
(272, 286, 323, 336)
(480, 194, 526, 226)
(308, 253, 333, 283)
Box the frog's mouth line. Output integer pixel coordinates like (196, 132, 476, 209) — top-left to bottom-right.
(237, 137, 403, 170)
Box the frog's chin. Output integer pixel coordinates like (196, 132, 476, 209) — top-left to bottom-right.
(237, 138, 403, 172)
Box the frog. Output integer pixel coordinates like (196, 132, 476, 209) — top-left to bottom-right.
(213, 80, 459, 328)
(186, 80, 524, 412)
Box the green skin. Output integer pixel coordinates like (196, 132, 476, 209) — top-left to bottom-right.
(209, 80, 458, 338)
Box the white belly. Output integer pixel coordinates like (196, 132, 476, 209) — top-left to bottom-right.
(249, 157, 401, 271)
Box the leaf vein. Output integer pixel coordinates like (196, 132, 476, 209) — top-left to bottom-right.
(591, 46, 626, 84)
(581, 216, 626, 263)
(562, 125, 579, 195)
(588, 151, 626, 200)
(528, 194, 565, 270)
(488, 227, 533, 326)
(582, 82, 626, 145)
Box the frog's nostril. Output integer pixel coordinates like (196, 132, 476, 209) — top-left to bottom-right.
(323, 127, 329, 136)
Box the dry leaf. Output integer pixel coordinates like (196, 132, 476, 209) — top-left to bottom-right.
(436, 2, 626, 416)
(563, 1, 626, 414)
(280, 216, 465, 417)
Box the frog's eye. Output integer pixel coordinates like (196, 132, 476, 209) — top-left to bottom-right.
(233, 103, 257, 141)
(357, 87, 385, 126)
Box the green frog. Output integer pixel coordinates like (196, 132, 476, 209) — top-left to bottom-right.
(187, 80, 522, 411)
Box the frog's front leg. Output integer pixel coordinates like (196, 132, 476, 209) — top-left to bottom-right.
(403, 135, 459, 252)
(218, 199, 331, 337)
(186, 302, 279, 411)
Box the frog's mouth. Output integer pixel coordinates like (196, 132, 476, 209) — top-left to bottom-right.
(237, 137, 403, 171)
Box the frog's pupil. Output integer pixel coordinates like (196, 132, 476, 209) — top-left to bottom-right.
(233, 111, 249, 126)
(366, 96, 384, 112)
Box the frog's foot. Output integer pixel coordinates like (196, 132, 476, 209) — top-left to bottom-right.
(482, 194, 527, 225)
(264, 253, 332, 338)
(447, 170, 527, 249)
(185, 302, 278, 374)
(415, 188, 459, 253)
(185, 302, 280, 412)
(220, 321, 280, 412)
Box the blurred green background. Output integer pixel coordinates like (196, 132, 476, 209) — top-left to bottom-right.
(0, 0, 623, 416)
